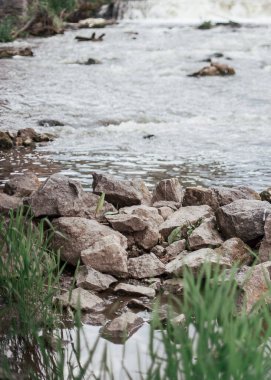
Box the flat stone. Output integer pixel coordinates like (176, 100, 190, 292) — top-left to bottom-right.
(152, 178, 184, 204)
(216, 200, 271, 242)
(4, 172, 40, 197)
(76, 266, 117, 292)
(57, 288, 103, 312)
(92, 172, 151, 208)
(188, 218, 223, 250)
(128, 253, 165, 279)
(81, 235, 128, 278)
(166, 248, 231, 276)
(100, 311, 144, 343)
(259, 215, 271, 262)
(215, 238, 253, 266)
(52, 217, 127, 266)
(114, 283, 156, 298)
(159, 205, 213, 239)
(0, 193, 23, 215)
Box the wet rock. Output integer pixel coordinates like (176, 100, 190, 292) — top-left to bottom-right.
(260, 188, 271, 203)
(159, 205, 213, 239)
(38, 119, 65, 127)
(189, 62, 235, 77)
(114, 283, 155, 298)
(106, 213, 147, 233)
(162, 279, 184, 295)
(259, 215, 271, 263)
(152, 178, 184, 204)
(52, 217, 127, 266)
(76, 266, 117, 292)
(215, 238, 253, 266)
(92, 172, 151, 208)
(128, 253, 165, 279)
(4, 172, 40, 197)
(16, 128, 53, 146)
(28, 174, 115, 218)
(183, 186, 260, 210)
(100, 311, 144, 343)
(216, 200, 271, 242)
(0, 46, 33, 59)
(0, 193, 23, 215)
(163, 239, 186, 263)
(81, 235, 128, 278)
(236, 264, 271, 312)
(166, 248, 231, 276)
(0, 131, 13, 149)
(188, 218, 223, 250)
(56, 288, 103, 312)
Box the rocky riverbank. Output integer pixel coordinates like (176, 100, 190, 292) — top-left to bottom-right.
(1, 172, 271, 342)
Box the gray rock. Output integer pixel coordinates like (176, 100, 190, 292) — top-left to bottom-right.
(260, 188, 271, 203)
(0, 193, 23, 215)
(114, 283, 156, 298)
(128, 253, 165, 279)
(183, 187, 219, 209)
(56, 288, 103, 312)
(152, 201, 180, 210)
(106, 213, 147, 233)
(216, 200, 271, 242)
(188, 218, 223, 250)
(100, 311, 144, 343)
(81, 235, 128, 278)
(152, 178, 184, 204)
(76, 266, 117, 292)
(92, 172, 151, 208)
(166, 248, 231, 276)
(51, 217, 127, 266)
(163, 239, 186, 263)
(4, 172, 40, 197)
(159, 205, 213, 239)
(213, 186, 260, 206)
(162, 279, 184, 295)
(165, 251, 189, 274)
(0, 131, 13, 150)
(259, 215, 271, 263)
(151, 245, 165, 258)
(158, 206, 175, 220)
(215, 238, 253, 266)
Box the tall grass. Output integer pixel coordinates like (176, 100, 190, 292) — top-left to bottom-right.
(0, 17, 15, 42)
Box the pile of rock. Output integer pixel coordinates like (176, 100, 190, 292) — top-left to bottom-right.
(1, 171, 271, 342)
(0, 128, 54, 150)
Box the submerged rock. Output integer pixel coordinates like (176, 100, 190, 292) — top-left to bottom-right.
(76, 266, 117, 292)
(57, 288, 103, 312)
(151, 178, 184, 204)
(4, 172, 40, 197)
(100, 311, 144, 343)
(92, 172, 151, 208)
(189, 62, 235, 77)
(128, 253, 165, 279)
(114, 283, 156, 298)
(216, 200, 271, 242)
(38, 119, 65, 127)
(81, 235, 128, 278)
(52, 217, 127, 266)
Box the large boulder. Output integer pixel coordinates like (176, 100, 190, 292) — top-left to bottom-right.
(216, 200, 271, 242)
(81, 235, 128, 278)
(183, 186, 260, 210)
(56, 288, 103, 312)
(4, 172, 40, 197)
(151, 178, 183, 204)
(0, 193, 23, 215)
(188, 218, 223, 250)
(166, 248, 231, 276)
(259, 215, 271, 263)
(76, 266, 117, 292)
(128, 253, 165, 279)
(159, 205, 213, 239)
(51, 217, 127, 266)
(215, 238, 253, 266)
(28, 174, 115, 218)
(92, 172, 151, 208)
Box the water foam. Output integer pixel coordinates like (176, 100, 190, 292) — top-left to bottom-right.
(120, 0, 271, 21)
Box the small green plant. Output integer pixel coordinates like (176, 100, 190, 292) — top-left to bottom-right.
(95, 191, 105, 217)
(0, 17, 15, 42)
(168, 227, 182, 244)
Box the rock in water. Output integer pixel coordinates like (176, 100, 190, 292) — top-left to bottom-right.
(76, 266, 117, 292)
(0, 47, 33, 59)
(52, 217, 127, 266)
(189, 62, 235, 77)
(216, 200, 271, 242)
(81, 235, 129, 278)
(100, 311, 144, 343)
(0, 131, 13, 149)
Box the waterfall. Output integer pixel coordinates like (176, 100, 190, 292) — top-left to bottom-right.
(117, 0, 271, 21)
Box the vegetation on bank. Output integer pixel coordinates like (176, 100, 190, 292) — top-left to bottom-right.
(1, 210, 271, 379)
(0, 0, 112, 42)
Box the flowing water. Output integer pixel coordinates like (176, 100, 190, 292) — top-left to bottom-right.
(1, 0, 271, 377)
